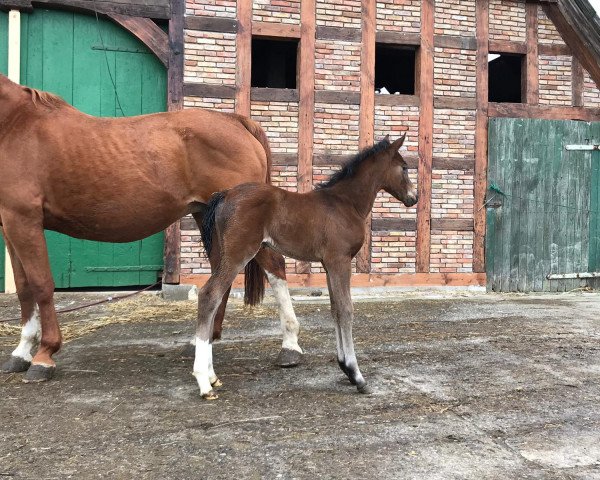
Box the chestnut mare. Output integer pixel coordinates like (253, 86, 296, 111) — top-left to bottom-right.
(0, 74, 302, 382)
(194, 135, 418, 399)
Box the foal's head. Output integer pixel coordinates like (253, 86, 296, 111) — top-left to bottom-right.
(379, 134, 418, 207)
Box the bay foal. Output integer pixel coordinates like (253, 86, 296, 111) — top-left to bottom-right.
(195, 135, 417, 399)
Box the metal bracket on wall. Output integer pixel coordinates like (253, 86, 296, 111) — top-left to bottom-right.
(565, 144, 600, 151)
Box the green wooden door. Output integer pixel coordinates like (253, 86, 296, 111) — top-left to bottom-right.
(1, 10, 166, 289)
(0, 11, 7, 292)
(486, 118, 600, 292)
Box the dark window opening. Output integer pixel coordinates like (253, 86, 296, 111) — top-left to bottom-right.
(488, 53, 524, 103)
(251, 38, 298, 89)
(375, 44, 417, 95)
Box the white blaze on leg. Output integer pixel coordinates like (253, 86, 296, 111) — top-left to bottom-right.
(12, 307, 41, 362)
(266, 272, 302, 353)
(192, 337, 215, 396)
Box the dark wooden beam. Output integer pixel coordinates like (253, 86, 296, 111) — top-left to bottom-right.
(473, 0, 489, 274)
(272, 153, 298, 166)
(371, 218, 474, 232)
(183, 82, 236, 98)
(375, 93, 420, 107)
(434, 35, 477, 51)
(489, 40, 527, 55)
(163, 0, 184, 284)
(434, 96, 476, 110)
(235, 0, 252, 116)
(525, 3, 539, 105)
(184, 16, 237, 34)
(251, 87, 299, 102)
(357, 0, 376, 273)
(0, 0, 170, 18)
(252, 21, 301, 39)
(416, 0, 434, 273)
(572, 56, 584, 107)
(297, 0, 315, 275)
(538, 43, 570, 56)
(489, 102, 600, 120)
(375, 31, 421, 46)
(316, 25, 361, 42)
(108, 14, 168, 67)
(314, 90, 360, 105)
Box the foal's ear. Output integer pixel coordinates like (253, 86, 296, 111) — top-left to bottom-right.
(391, 133, 407, 151)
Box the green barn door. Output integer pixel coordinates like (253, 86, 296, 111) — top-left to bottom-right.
(0, 12, 7, 292)
(486, 118, 600, 292)
(19, 10, 166, 288)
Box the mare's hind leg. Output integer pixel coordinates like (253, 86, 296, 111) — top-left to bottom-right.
(1, 214, 61, 382)
(255, 248, 303, 367)
(1, 238, 39, 373)
(323, 257, 369, 394)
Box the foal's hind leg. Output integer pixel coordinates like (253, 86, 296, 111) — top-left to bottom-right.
(323, 258, 369, 394)
(1, 238, 40, 373)
(255, 248, 303, 367)
(1, 215, 61, 382)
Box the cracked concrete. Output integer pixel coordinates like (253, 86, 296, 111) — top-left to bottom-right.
(0, 291, 599, 479)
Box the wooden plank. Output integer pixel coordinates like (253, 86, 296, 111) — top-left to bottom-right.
(538, 43, 570, 56)
(235, 0, 252, 116)
(184, 16, 237, 34)
(433, 156, 475, 171)
(434, 95, 476, 110)
(356, 0, 375, 273)
(272, 153, 298, 166)
(489, 102, 600, 121)
(252, 21, 301, 39)
(316, 25, 361, 42)
(525, 3, 539, 105)
(473, 0, 489, 273)
(108, 13, 168, 67)
(416, 0, 434, 273)
(431, 219, 473, 231)
(181, 272, 487, 288)
(314, 90, 360, 105)
(375, 31, 421, 46)
(251, 87, 298, 102)
(572, 56, 583, 107)
(0, 0, 171, 19)
(375, 93, 419, 107)
(372, 219, 416, 232)
(183, 82, 236, 98)
(164, 0, 184, 284)
(296, 0, 315, 274)
(434, 34, 477, 51)
(489, 40, 527, 55)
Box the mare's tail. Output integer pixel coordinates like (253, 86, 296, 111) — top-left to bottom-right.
(237, 116, 273, 185)
(201, 191, 266, 307)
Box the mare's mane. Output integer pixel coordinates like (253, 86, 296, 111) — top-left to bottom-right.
(23, 87, 69, 109)
(316, 138, 391, 190)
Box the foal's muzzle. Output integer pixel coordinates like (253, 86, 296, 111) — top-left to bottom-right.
(404, 193, 418, 207)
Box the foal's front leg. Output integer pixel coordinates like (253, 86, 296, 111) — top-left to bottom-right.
(324, 258, 369, 394)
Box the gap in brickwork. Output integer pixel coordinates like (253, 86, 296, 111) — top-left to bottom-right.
(375, 44, 417, 95)
(488, 53, 524, 103)
(251, 37, 299, 88)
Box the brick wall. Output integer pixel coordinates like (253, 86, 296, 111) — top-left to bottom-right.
(433, 109, 476, 158)
(434, 47, 476, 98)
(538, 7, 565, 45)
(253, 0, 300, 24)
(376, 0, 420, 33)
(315, 40, 362, 92)
(489, 0, 526, 42)
(316, 0, 361, 28)
(430, 231, 474, 273)
(184, 31, 236, 85)
(434, 0, 476, 36)
(539, 55, 572, 106)
(583, 70, 600, 108)
(314, 103, 360, 154)
(371, 231, 416, 273)
(250, 101, 299, 153)
(186, 0, 236, 17)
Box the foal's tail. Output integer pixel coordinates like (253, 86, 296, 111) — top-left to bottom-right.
(201, 191, 266, 307)
(237, 116, 273, 185)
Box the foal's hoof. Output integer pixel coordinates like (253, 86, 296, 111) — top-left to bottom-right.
(338, 361, 356, 384)
(357, 383, 372, 395)
(22, 364, 56, 383)
(180, 344, 196, 359)
(211, 377, 223, 388)
(1, 356, 31, 373)
(201, 390, 219, 400)
(276, 348, 302, 368)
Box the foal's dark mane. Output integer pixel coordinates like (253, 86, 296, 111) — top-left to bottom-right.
(316, 138, 391, 190)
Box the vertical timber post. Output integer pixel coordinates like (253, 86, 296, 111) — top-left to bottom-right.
(416, 0, 434, 273)
(296, 0, 315, 275)
(356, 0, 375, 273)
(163, 0, 184, 284)
(473, 0, 489, 273)
(4, 10, 20, 294)
(236, 0, 252, 117)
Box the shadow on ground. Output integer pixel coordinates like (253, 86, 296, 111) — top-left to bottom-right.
(1, 291, 599, 479)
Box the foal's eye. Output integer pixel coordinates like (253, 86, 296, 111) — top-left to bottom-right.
(402, 166, 408, 172)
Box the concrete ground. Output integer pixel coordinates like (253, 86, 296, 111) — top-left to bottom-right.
(0, 289, 599, 479)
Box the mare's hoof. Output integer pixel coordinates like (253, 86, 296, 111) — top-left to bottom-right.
(276, 348, 302, 368)
(357, 383, 372, 395)
(1, 356, 31, 373)
(180, 343, 196, 359)
(201, 390, 219, 400)
(22, 364, 55, 383)
(211, 377, 223, 388)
